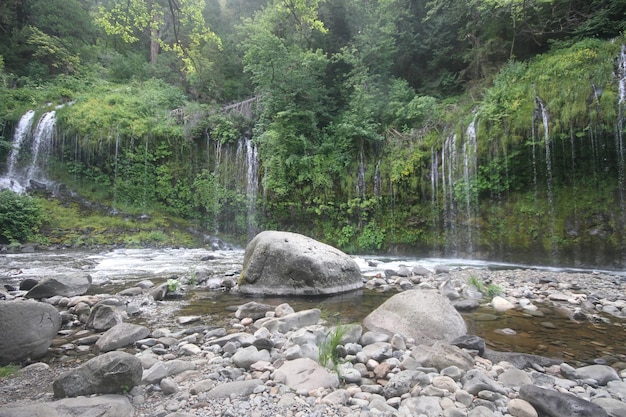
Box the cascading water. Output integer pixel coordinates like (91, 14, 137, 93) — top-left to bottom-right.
(244, 137, 259, 238)
(462, 117, 479, 254)
(1, 109, 56, 193)
(26, 111, 56, 185)
(535, 97, 557, 259)
(616, 44, 626, 225)
(5, 110, 35, 179)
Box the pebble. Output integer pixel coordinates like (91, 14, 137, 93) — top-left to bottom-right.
(2, 264, 626, 417)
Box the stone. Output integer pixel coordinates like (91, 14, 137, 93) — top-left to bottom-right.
(507, 398, 538, 417)
(273, 358, 339, 391)
(232, 345, 271, 369)
(592, 398, 626, 417)
(364, 289, 466, 345)
(468, 406, 497, 417)
(461, 369, 506, 395)
(53, 351, 142, 398)
(410, 342, 475, 371)
(451, 334, 486, 356)
(0, 394, 133, 417)
(94, 322, 150, 353)
(499, 368, 534, 387)
(575, 364, 620, 385)
(86, 302, 125, 331)
(492, 296, 515, 312)
(0, 300, 61, 365)
(519, 384, 608, 417)
(238, 231, 363, 295)
(382, 370, 425, 398)
(260, 309, 321, 333)
(235, 301, 275, 319)
(25, 275, 91, 299)
(398, 396, 443, 417)
(204, 379, 264, 399)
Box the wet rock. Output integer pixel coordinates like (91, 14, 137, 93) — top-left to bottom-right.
(239, 231, 363, 296)
(53, 351, 142, 398)
(0, 300, 61, 365)
(25, 275, 91, 299)
(235, 301, 274, 320)
(363, 289, 467, 344)
(520, 384, 608, 417)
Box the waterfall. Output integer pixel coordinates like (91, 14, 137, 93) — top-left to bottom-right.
(245, 137, 259, 238)
(462, 117, 479, 254)
(1, 110, 56, 193)
(5, 110, 35, 179)
(441, 133, 458, 254)
(357, 148, 366, 198)
(25, 111, 56, 185)
(616, 45, 626, 225)
(535, 97, 557, 258)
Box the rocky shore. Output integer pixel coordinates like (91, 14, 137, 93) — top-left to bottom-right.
(1, 258, 626, 417)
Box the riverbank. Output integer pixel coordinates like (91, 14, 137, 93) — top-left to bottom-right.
(1, 250, 626, 416)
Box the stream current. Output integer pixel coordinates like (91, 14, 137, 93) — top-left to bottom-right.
(1, 247, 625, 365)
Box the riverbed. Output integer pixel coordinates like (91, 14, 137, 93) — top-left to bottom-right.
(1, 247, 625, 364)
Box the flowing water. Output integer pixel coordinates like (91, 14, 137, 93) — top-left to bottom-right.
(1, 248, 625, 364)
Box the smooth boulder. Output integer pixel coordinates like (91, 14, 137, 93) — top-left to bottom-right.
(25, 275, 91, 298)
(53, 351, 142, 398)
(363, 289, 467, 345)
(238, 231, 363, 296)
(519, 384, 608, 417)
(0, 300, 61, 365)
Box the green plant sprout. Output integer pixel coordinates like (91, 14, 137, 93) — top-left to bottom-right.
(166, 278, 179, 292)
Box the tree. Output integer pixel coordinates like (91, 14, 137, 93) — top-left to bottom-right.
(96, 0, 220, 78)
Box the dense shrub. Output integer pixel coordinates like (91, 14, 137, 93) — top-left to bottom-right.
(0, 190, 45, 243)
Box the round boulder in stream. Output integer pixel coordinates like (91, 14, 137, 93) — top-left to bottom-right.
(238, 231, 363, 296)
(363, 289, 467, 345)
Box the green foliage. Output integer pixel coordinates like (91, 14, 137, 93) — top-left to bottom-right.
(167, 278, 179, 292)
(468, 276, 502, 298)
(0, 364, 19, 378)
(0, 191, 45, 243)
(319, 324, 348, 373)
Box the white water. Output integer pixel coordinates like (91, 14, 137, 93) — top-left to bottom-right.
(0, 110, 56, 193)
(0, 110, 36, 192)
(25, 111, 56, 184)
(244, 137, 259, 238)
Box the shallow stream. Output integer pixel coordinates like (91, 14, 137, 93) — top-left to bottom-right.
(1, 248, 625, 365)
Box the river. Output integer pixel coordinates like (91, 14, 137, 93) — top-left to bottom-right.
(1, 247, 625, 365)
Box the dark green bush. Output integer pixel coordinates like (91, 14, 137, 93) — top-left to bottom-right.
(0, 190, 44, 243)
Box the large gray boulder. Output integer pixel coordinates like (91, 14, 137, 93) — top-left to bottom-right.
(238, 231, 363, 296)
(53, 351, 142, 398)
(0, 300, 61, 365)
(363, 289, 467, 345)
(25, 275, 91, 299)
